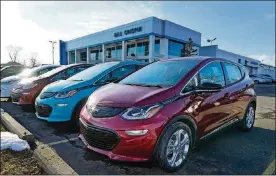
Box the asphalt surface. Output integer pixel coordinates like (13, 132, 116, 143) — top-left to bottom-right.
(1, 84, 275, 174)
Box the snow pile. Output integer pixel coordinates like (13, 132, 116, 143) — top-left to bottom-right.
(1, 132, 30, 151)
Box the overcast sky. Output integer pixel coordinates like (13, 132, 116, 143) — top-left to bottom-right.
(1, 1, 275, 66)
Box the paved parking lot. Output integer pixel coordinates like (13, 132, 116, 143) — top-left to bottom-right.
(1, 84, 275, 174)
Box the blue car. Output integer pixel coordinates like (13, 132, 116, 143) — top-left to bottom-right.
(35, 61, 146, 125)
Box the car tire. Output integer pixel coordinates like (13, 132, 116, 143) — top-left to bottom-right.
(153, 122, 192, 172)
(70, 99, 87, 128)
(239, 103, 255, 132)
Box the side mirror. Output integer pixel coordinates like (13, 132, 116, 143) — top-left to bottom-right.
(199, 82, 222, 90)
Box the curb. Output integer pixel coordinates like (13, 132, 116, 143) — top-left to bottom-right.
(1, 110, 78, 175)
(1, 112, 35, 142)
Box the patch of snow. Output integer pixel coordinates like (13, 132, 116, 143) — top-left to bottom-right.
(1, 132, 30, 151)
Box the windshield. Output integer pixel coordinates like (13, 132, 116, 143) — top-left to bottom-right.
(120, 60, 200, 87)
(18, 68, 32, 77)
(38, 65, 68, 78)
(68, 62, 118, 81)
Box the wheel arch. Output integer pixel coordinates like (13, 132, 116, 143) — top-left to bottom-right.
(152, 115, 198, 158)
(71, 97, 88, 119)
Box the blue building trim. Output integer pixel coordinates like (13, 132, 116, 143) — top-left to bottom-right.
(59, 40, 67, 65)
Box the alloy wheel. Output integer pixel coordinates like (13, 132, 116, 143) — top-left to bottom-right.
(166, 129, 190, 167)
(246, 106, 255, 128)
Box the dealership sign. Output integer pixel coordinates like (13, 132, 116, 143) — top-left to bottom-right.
(114, 26, 143, 38)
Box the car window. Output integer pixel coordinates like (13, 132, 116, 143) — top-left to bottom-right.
(37, 67, 53, 76)
(110, 65, 137, 81)
(66, 68, 76, 77)
(75, 66, 90, 73)
(52, 72, 66, 81)
(199, 62, 225, 87)
(182, 76, 198, 93)
(96, 74, 111, 84)
(222, 63, 242, 84)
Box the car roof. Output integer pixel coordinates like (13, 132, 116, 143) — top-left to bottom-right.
(161, 56, 243, 67)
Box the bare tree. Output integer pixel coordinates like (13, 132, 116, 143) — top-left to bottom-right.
(6, 45, 22, 62)
(28, 52, 40, 67)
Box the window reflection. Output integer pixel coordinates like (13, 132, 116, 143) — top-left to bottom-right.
(199, 62, 225, 87)
(136, 41, 149, 57)
(69, 51, 75, 64)
(168, 40, 185, 57)
(155, 40, 160, 54)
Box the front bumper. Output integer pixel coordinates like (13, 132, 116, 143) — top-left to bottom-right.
(35, 96, 76, 122)
(79, 106, 168, 161)
(11, 89, 36, 105)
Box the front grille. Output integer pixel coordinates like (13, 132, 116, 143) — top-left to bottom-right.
(11, 93, 20, 102)
(35, 104, 52, 117)
(80, 118, 120, 151)
(87, 105, 125, 118)
(40, 92, 56, 99)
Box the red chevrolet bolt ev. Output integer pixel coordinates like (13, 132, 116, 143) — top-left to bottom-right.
(79, 57, 256, 172)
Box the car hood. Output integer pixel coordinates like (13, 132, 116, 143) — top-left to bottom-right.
(1, 75, 21, 83)
(89, 83, 175, 108)
(43, 79, 91, 92)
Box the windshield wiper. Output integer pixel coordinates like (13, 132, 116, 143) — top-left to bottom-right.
(71, 79, 84, 81)
(124, 83, 164, 88)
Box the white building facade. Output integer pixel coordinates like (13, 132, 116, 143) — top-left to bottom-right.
(59, 17, 201, 65)
(59, 16, 275, 79)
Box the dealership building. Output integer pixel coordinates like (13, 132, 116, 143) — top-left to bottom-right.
(59, 16, 275, 78)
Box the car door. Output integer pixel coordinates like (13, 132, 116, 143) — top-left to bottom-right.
(221, 62, 244, 119)
(186, 61, 231, 136)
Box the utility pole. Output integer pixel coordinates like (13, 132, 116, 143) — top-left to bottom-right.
(49, 41, 57, 64)
(207, 38, 217, 46)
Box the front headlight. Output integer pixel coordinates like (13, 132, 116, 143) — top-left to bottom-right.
(22, 83, 37, 90)
(55, 90, 78, 99)
(121, 104, 163, 120)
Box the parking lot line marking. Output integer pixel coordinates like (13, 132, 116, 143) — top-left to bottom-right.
(262, 158, 275, 175)
(45, 137, 79, 146)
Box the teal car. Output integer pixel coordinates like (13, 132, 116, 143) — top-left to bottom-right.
(35, 61, 146, 125)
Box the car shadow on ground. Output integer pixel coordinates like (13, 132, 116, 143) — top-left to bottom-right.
(67, 125, 275, 174)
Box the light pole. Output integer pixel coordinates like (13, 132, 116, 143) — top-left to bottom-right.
(49, 41, 57, 64)
(207, 38, 217, 45)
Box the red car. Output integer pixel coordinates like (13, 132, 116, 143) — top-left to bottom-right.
(11, 64, 92, 108)
(79, 57, 256, 172)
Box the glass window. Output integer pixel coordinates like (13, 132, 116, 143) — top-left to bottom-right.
(37, 68, 51, 76)
(53, 72, 66, 81)
(96, 74, 110, 84)
(106, 46, 122, 59)
(111, 65, 137, 81)
(199, 62, 225, 87)
(136, 41, 149, 57)
(90, 49, 102, 61)
(120, 59, 200, 87)
(69, 51, 75, 64)
(154, 40, 160, 54)
(223, 63, 242, 84)
(116, 46, 122, 59)
(80, 52, 87, 61)
(68, 62, 118, 81)
(183, 77, 198, 93)
(168, 40, 185, 57)
(127, 44, 136, 57)
(39, 65, 69, 78)
(75, 65, 90, 73)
